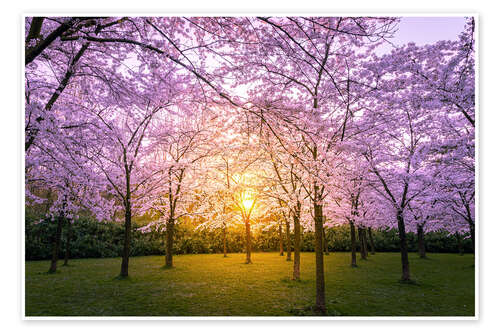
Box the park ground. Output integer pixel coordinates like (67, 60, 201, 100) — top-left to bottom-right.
(25, 252, 475, 317)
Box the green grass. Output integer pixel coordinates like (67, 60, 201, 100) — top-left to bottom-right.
(25, 252, 475, 317)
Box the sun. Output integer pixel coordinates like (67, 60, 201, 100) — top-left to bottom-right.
(242, 197, 253, 211)
(241, 190, 255, 212)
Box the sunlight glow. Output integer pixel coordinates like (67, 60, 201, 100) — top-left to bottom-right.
(241, 190, 255, 212)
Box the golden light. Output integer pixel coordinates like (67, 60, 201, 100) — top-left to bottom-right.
(241, 190, 255, 212)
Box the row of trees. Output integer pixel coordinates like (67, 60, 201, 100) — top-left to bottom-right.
(25, 16, 475, 314)
(25, 212, 474, 261)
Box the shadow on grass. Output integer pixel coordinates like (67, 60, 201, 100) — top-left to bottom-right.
(288, 305, 342, 316)
(399, 278, 419, 285)
(39, 270, 61, 275)
(280, 277, 311, 286)
(113, 275, 133, 282)
(160, 265, 175, 270)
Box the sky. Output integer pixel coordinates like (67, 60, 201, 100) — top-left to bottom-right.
(376, 16, 467, 54)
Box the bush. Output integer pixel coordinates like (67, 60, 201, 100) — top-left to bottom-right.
(25, 212, 473, 261)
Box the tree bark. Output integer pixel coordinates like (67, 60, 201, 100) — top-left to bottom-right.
(48, 214, 64, 273)
(279, 222, 284, 256)
(313, 202, 326, 314)
(468, 220, 475, 254)
(368, 227, 375, 255)
(119, 202, 132, 277)
(417, 224, 427, 259)
(349, 221, 357, 267)
(285, 219, 292, 261)
(292, 212, 301, 280)
(25, 18, 77, 65)
(165, 219, 175, 267)
(223, 224, 228, 257)
(63, 219, 72, 266)
(26, 17, 44, 44)
(358, 227, 367, 260)
(362, 228, 368, 258)
(323, 227, 329, 255)
(245, 218, 252, 264)
(397, 212, 411, 281)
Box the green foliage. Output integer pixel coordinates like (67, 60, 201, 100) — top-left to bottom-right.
(25, 252, 475, 316)
(25, 212, 473, 261)
(25, 213, 163, 260)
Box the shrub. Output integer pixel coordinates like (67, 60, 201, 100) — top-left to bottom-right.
(25, 212, 473, 260)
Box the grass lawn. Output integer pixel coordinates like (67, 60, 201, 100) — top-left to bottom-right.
(25, 252, 475, 317)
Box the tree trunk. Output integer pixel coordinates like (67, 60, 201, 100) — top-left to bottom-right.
(286, 219, 292, 261)
(417, 224, 426, 259)
(223, 224, 228, 257)
(245, 218, 252, 264)
(358, 227, 367, 260)
(119, 203, 132, 277)
(25, 18, 77, 65)
(292, 212, 301, 280)
(120, 168, 132, 278)
(48, 214, 64, 273)
(368, 227, 375, 255)
(26, 17, 44, 43)
(323, 227, 329, 255)
(357, 227, 362, 252)
(362, 228, 368, 259)
(63, 219, 72, 266)
(397, 212, 411, 281)
(165, 219, 175, 267)
(313, 202, 326, 314)
(349, 221, 357, 267)
(279, 223, 284, 256)
(468, 220, 475, 254)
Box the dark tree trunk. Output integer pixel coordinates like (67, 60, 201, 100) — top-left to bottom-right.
(286, 219, 292, 261)
(368, 227, 375, 255)
(358, 227, 367, 260)
(349, 221, 357, 267)
(26, 17, 44, 43)
(456, 232, 464, 256)
(279, 223, 284, 256)
(323, 227, 329, 255)
(119, 202, 132, 277)
(397, 212, 411, 281)
(362, 228, 368, 258)
(48, 214, 64, 273)
(313, 202, 326, 314)
(417, 224, 427, 259)
(25, 18, 77, 65)
(63, 219, 72, 266)
(245, 218, 252, 264)
(223, 224, 228, 257)
(357, 227, 362, 252)
(119, 167, 133, 278)
(468, 220, 475, 254)
(165, 219, 175, 267)
(292, 212, 301, 280)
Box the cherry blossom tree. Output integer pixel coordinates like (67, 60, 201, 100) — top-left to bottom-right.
(24, 16, 475, 314)
(137, 108, 217, 268)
